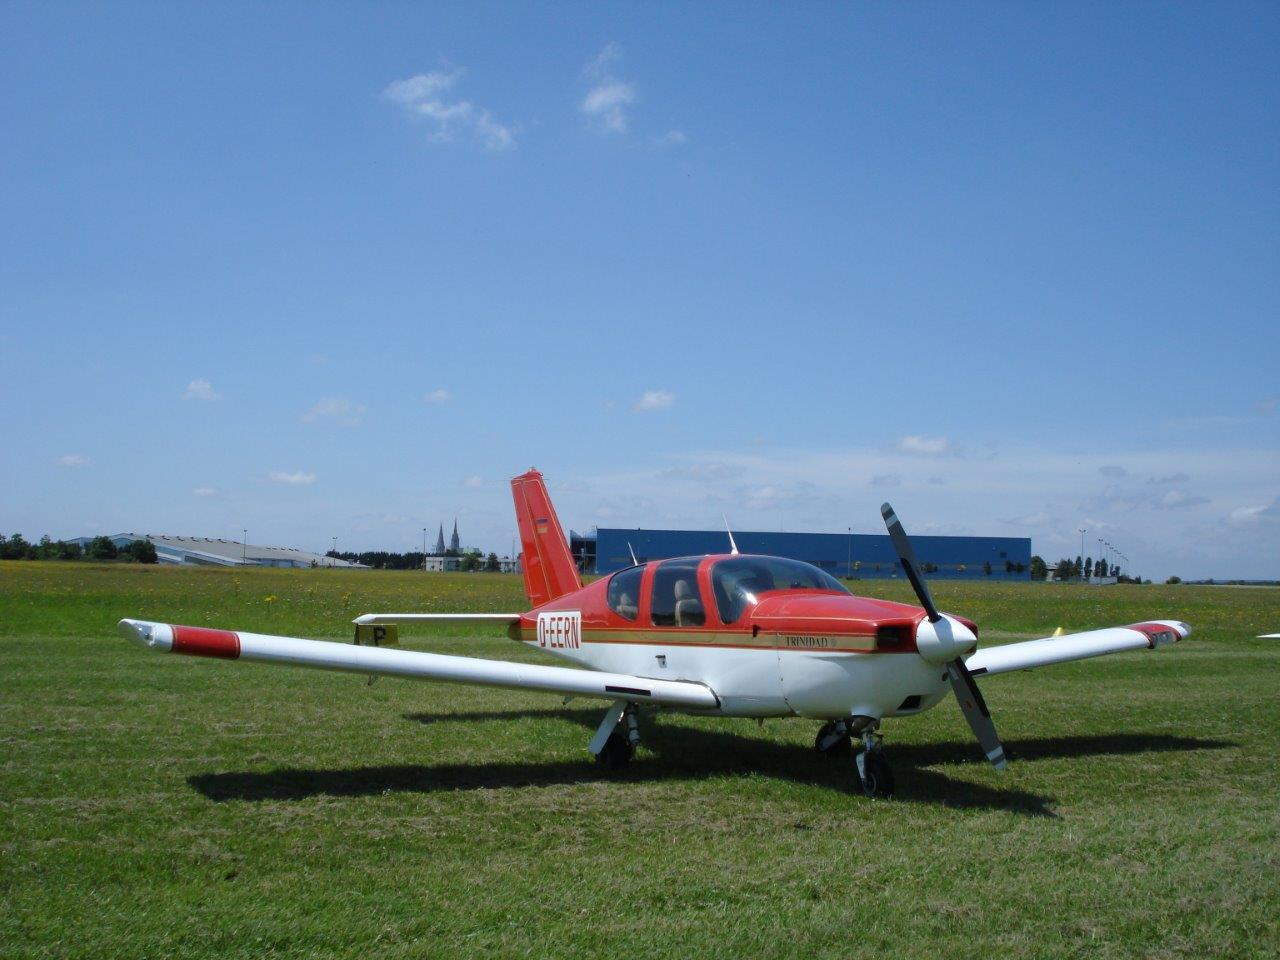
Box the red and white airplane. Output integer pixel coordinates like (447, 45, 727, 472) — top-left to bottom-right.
(119, 469, 1191, 797)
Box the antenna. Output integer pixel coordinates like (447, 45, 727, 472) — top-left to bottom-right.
(627, 542, 639, 566)
(723, 514, 740, 555)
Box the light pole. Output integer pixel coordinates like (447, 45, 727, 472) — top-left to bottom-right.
(1097, 538, 1103, 581)
(331, 536, 337, 567)
(847, 526, 852, 580)
(422, 528, 428, 571)
(1078, 528, 1086, 581)
(242, 529, 247, 565)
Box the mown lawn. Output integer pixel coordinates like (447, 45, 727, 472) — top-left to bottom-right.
(1, 562, 1277, 959)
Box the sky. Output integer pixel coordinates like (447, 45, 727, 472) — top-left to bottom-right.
(1, 2, 1277, 580)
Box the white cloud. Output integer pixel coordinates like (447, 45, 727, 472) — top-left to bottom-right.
(192, 486, 218, 497)
(425, 388, 452, 405)
(384, 70, 515, 151)
(634, 389, 675, 411)
(267, 471, 316, 485)
(56, 454, 87, 468)
(897, 435, 949, 455)
(1228, 499, 1279, 525)
(301, 397, 366, 425)
(183, 379, 219, 402)
(580, 43, 637, 134)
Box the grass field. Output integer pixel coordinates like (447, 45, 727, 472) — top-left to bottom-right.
(2, 562, 1278, 959)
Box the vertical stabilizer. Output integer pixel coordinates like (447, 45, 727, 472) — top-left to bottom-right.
(511, 469, 582, 608)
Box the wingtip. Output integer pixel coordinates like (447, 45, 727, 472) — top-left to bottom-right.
(117, 618, 173, 651)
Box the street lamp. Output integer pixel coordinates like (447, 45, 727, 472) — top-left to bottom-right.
(1078, 528, 1086, 581)
(242, 529, 247, 565)
(422, 527, 428, 571)
(331, 536, 338, 567)
(847, 526, 852, 580)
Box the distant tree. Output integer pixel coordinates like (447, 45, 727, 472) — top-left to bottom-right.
(459, 549, 482, 572)
(0, 533, 32, 560)
(1084, 557, 1094, 580)
(85, 536, 118, 560)
(124, 539, 158, 564)
(56, 540, 82, 560)
(1030, 555, 1047, 580)
(485, 552, 500, 572)
(1165, 575, 1182, 584)
(983, 560, 992, 576)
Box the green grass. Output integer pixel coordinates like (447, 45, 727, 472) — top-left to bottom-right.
(2, 562, 1278, 959)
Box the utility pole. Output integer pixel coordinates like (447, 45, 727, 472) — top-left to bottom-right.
(332, 536, 337, 567)
(846, 526, 852, 579)
(242, 529, 247, 566)
(422, 527, 427, 571)
(1078, 528, 1086, 581)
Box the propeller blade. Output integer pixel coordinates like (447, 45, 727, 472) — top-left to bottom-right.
(880, 502, 940, 622)
(945, 659, 1008, 770)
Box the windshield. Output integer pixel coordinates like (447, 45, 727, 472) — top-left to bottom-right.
(711, 556, 850, 625)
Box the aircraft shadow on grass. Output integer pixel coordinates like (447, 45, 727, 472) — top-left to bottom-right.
(186, 708, 1235, 818)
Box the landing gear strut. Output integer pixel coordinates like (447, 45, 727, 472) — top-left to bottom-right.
(814, 720, 852, 759)
(590, 699, 639, 769)
(853, 723, 894, 799)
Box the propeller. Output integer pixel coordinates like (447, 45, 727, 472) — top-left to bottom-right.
(880, 502, 1008, 770)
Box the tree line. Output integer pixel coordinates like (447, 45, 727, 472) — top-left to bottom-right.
(326, 549, 506, 572)
(1029, 554, 1143, 583)
(0, 533, 158, 563)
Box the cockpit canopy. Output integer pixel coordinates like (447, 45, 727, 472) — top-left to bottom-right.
(711, 556, 849, 625)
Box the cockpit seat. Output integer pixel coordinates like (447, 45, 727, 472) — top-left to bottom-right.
(674, 579, 705, 627)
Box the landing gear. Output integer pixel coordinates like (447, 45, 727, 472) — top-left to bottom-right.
(590, 699, 640, 769)
(814, 720, 852, 759)
(853, 723, 894, 798)
(596, 730, 634, 768)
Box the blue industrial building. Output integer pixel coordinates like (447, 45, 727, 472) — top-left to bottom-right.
(573, 528, 1032, 579)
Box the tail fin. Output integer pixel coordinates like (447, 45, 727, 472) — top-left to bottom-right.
(511, 469, 582, 608)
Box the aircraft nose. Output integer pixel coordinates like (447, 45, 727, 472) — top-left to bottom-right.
(915, 615, 978, 664)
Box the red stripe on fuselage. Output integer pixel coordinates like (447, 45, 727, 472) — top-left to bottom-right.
(171, 625, 241, 659)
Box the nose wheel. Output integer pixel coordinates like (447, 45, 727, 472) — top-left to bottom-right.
(853, 725, 895, 798)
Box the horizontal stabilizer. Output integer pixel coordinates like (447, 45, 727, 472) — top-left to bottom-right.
(118, 619, 718, 709)
(965, 620, 1190, 677)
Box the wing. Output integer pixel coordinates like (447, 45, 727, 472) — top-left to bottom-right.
(353, 613, 520, 625)
(965, 619, 1190, 677)
(117, 619, 718, 709)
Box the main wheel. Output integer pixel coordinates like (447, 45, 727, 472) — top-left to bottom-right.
(858, 751, 895, 798)
(596, 730, 634, 769)
(814, 721, 852, 759)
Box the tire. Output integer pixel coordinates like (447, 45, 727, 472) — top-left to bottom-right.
(596, 730, 633, 769)
(814, 721, 852, 759)
(859, 751, 895, 798)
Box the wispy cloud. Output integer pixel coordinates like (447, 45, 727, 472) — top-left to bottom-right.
(1228, 498, 1279, 525)
(463, 475, 484, 488)
(897, 435, 949, 455)
(56, 454, 87, 468)
(1098, 464, 1128, 478)
(183, 379, 219, 402)
(425, 388, 452, 405)
(192, 486, 218, 497)
(267, 471, 316, 485)
(384, 70, 515, 151)
(652, 129, 687, 147)
(869, 473, 902, 488)
(634, 389, 674, 411)
(580, 43, 636, 135)
(301, 397, 365, 425)
(1147, 472, 1190, 485)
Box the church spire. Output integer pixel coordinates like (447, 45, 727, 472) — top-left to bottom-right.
(450, 517, 460, 554)
(433, 524, 446, 555)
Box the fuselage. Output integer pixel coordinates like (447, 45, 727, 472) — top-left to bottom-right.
(510, 553, 973, 720)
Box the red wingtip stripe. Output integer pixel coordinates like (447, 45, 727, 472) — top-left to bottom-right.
(171, 625, 241, 659)
(1128, 622, 1180, 648)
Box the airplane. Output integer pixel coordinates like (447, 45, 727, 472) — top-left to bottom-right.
(118, 468, 1191, 797)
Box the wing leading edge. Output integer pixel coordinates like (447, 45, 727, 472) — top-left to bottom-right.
(965, 619, 1191, 677)
(117, 619, 719, 709)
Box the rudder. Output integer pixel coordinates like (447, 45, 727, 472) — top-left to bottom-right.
(511, 469, 582, 608)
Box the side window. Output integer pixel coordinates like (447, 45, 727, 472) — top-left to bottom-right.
(606, 566, 643, 621)
(650, 559, 705, 627)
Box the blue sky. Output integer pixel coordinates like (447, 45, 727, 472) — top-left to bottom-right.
(2, 2, 1277, 579)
